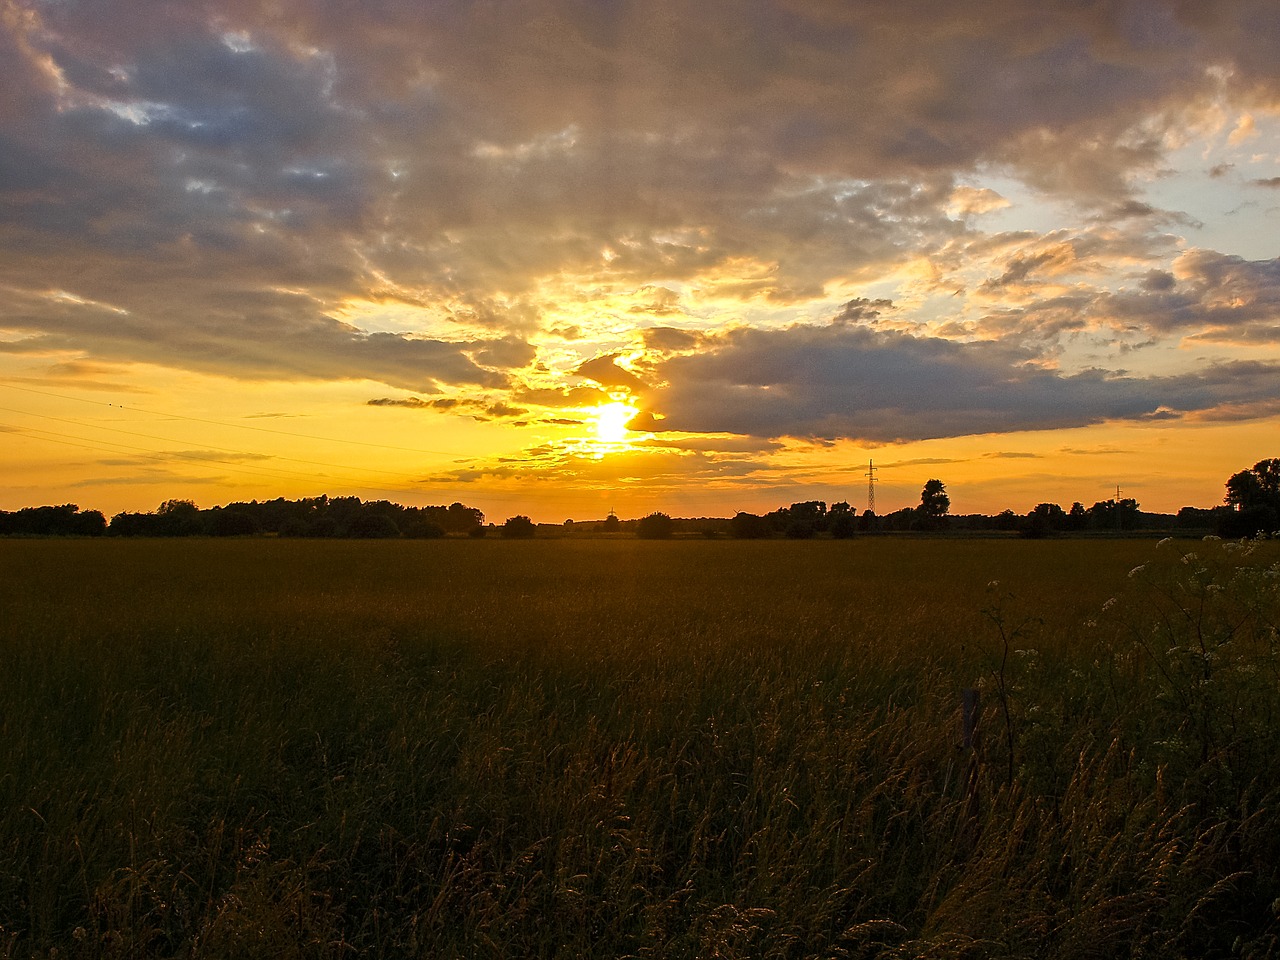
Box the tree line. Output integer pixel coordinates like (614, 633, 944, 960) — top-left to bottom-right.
(0, 496, 486, 539)
(3, 459, 1277, 540)
(614, 461, 1279, 540)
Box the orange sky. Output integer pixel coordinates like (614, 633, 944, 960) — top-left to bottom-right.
(3, 1, 1279, 522)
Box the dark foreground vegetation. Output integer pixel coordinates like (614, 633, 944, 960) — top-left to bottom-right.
(3, 537, 1279, 958)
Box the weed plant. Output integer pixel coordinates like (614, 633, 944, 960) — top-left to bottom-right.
(1, 538, 1278, 958)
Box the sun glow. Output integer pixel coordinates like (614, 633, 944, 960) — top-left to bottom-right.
(593, 401, 638, 444)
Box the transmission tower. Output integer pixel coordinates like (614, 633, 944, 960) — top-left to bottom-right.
(866, 459, 878, 514)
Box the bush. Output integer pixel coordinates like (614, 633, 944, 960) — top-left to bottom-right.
(502, 516, 536, 538)
(784, 520, 816, 539)
(403, 519, 447, 539)
(829, 513, 857, 539)
(729, 512, 772, 539)
(636, 512, 674, 539)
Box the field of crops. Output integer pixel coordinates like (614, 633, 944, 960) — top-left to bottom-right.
(3, 537, 1279, 958)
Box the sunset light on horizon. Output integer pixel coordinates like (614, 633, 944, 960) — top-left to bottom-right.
(3, 0, 1280, 522)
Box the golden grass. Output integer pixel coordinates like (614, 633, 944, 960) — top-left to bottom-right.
(1, 538, 1277, 958)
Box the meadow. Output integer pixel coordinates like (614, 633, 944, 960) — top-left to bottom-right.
(2, 536, 1279, 958)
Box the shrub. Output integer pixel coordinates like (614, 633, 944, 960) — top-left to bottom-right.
(403, 519, 447, 539)
(729, 512, 772, 539)
(502, 515, 536, 538)
(636, 512, 674, 539)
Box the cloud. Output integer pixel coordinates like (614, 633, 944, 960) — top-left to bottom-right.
(367, 397, 435, 409)
(627, 285, 683, 316)
(642, 327, 705, 352)
(574, 353, 646, 392)
(367, 395, 528, 420)
(1139, 269, 1176, 292)
(637, 323, 1280, 442)
(0, 285, 531, 391)
(4, 0, 1280, 465)
(514, 385, 613, 408)
(832, 298, 895, 324)
(1228, 113, 1258, 146)
(636, 435, 784, 454)
(946, 186, 1011, 217)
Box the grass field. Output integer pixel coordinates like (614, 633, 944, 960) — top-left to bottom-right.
(3, 537, 1279, 958)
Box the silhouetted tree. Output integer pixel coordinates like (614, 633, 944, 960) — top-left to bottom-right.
(109, 511, 167, 536)
(773, 500, 827, 538)
(1066, 501, 1088, 532)
(1021, 502, 1066, 538)
(1176, 506, 1221, 532)
(729, 511, 772, 539)
(502, 515, 536, 538)
(600, 511, 621, 533)
(990, 509, 1019, 532)
(156, 499, 204, 536)
(636, 512, 674, 539)
(0, 504, 106, 536)
(884, 507, 918, 531)
(829, 502, 856, 539)
(1087, 497, 1139, 531)
(917, 479, 950, 530)
(1220, 458, 1280, 536)
(208, 508, 260, 537)
(445, 501, 485, 534)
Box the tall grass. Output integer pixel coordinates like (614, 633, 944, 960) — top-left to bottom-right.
(2, 538, 1277, 958)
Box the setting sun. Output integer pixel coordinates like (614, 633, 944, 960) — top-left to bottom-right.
(593, 401, 638, 444)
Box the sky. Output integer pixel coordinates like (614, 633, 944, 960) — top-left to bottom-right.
(2, 0, 1279, 523)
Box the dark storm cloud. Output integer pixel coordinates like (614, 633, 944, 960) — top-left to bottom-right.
(637, 324, 1280, 442)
